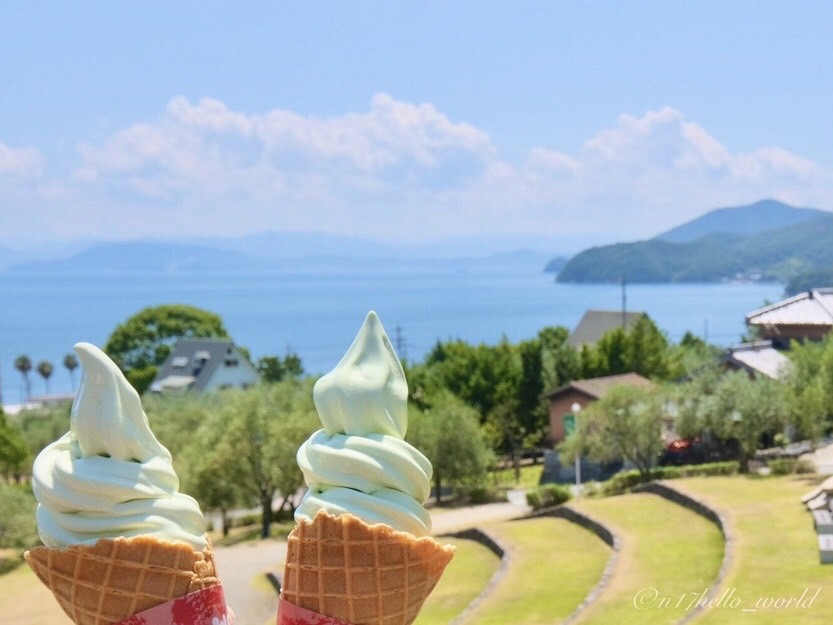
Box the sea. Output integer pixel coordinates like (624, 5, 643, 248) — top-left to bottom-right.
(0, 262, 784, 406)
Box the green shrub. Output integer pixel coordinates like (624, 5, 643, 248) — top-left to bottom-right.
(461, 486, 507, 505)
(601, 469, 646, 495)
(768, 458, 798, 475)
(767, 457, 815, 475)
(0, 484, 38, 550)
(0, 555, 22, 576)
(232, 513, 260, 528)
(796, 458, 816, 474)
(526, 483, 571, 510)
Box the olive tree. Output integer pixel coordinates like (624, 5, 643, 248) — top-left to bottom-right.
(218, 381, 319, 538)
(0, 411, 29, 482)
(407, 390, 494, 504)
(562, 384, 669, 478)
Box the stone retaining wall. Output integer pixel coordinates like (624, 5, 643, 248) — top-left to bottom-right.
(445, 527, 508, 625)
(522, 505, 621, 625)
(635, 481, 733, 625)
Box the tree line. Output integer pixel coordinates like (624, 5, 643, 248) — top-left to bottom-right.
(5, 302, 832, 543)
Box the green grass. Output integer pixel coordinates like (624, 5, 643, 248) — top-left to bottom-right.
(414, 537, 501, 625)
(461, 517, 611, 625)
(674, 475, 833, 625)
(570, 492, 724, 625)
(489, 463, 544, 490)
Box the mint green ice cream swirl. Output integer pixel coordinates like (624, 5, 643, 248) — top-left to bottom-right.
(294, 311, 434, 537)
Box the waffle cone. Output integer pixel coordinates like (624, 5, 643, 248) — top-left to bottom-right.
(281, 511, 455, 625)
(25, 535, 220, 625)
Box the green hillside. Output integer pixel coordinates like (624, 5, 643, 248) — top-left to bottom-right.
(556, 211, 833, 284)
(557, 239, 751, 283)
(656, 198, 827, 243)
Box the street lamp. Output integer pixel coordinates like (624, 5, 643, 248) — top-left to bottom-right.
(571, 402, 582, 494)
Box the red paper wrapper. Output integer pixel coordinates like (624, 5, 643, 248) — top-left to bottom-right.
(277, 597, 352, 625)
(115, 584, 233, 625)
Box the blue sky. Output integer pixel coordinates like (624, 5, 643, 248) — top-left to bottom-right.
(2, 2, 832, 253)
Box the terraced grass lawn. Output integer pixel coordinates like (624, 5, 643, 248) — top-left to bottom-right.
(460, 517, 611, 625)
(570, 492, 724, 625)
(674, 475, 833, 625)
(414, 536, 501, 625)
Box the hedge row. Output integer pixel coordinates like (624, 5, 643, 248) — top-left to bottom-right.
(600, 461, 741, 496)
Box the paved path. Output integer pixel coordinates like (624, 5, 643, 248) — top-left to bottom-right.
(214, 494, 531, 625)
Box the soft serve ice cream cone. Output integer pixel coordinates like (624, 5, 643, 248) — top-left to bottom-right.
(279, 311, 454, 625)
(25, 343, 230, 625)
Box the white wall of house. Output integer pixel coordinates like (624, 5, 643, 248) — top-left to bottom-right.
(203, 351, 260, 391)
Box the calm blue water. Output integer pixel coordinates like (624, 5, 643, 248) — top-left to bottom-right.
(0, 264, 783, 405)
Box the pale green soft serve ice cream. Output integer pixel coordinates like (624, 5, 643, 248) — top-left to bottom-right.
(32, 342, 207, 550)
(295, 311, 433, 537)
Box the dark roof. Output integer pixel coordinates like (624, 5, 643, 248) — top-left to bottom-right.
(566, 309, 646, 347)
(545, 372, 654, 401)
(152, 338, 253, 392)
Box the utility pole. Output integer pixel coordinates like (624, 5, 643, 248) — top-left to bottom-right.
(621, 275, 627, 328)
(395, 325, 408, 362)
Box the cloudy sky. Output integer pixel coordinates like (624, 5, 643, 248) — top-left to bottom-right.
(2, 2, 832, 253)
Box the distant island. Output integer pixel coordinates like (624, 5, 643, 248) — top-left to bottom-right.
(552, 199, 833, 287)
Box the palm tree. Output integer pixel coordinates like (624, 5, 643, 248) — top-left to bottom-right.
(64, 353, 79, 390)
(14, 355, 32, 403)
(36, 360, 54, 395)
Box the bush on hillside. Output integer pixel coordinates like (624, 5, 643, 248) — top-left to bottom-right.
(460, 485, 507, 505)
(768, 457, 815, 475)
(527, 483, 571, 510)
(0, 485, 38, 551)
(601, 461, 741, 496)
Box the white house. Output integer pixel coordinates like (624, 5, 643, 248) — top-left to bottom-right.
(150, 338, 260, 393)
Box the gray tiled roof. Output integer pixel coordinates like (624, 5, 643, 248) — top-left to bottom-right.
(152, 338, 251, 392)
(566, 309, 646, 347)
(723, 341, 792, 380)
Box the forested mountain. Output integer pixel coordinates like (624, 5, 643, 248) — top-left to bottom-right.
(655, 199, 827, 243)
(555, 200, 833, 284)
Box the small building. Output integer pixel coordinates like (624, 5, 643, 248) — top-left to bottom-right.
(722, 341, 792, 380)
(746, 289, 833, 349)
(150, 338, 260, 393)
(566, 309, 646, 348)
(545, 372, 655, 444)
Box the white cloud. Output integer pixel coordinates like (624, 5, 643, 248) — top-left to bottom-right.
(457, 106, 833, 238)
(3, 97, 833, 247)
(0, 141, 42, 177)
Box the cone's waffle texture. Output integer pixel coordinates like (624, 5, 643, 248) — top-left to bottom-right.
(281, 511, 455, 625)
(25, 535, 219, 625)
